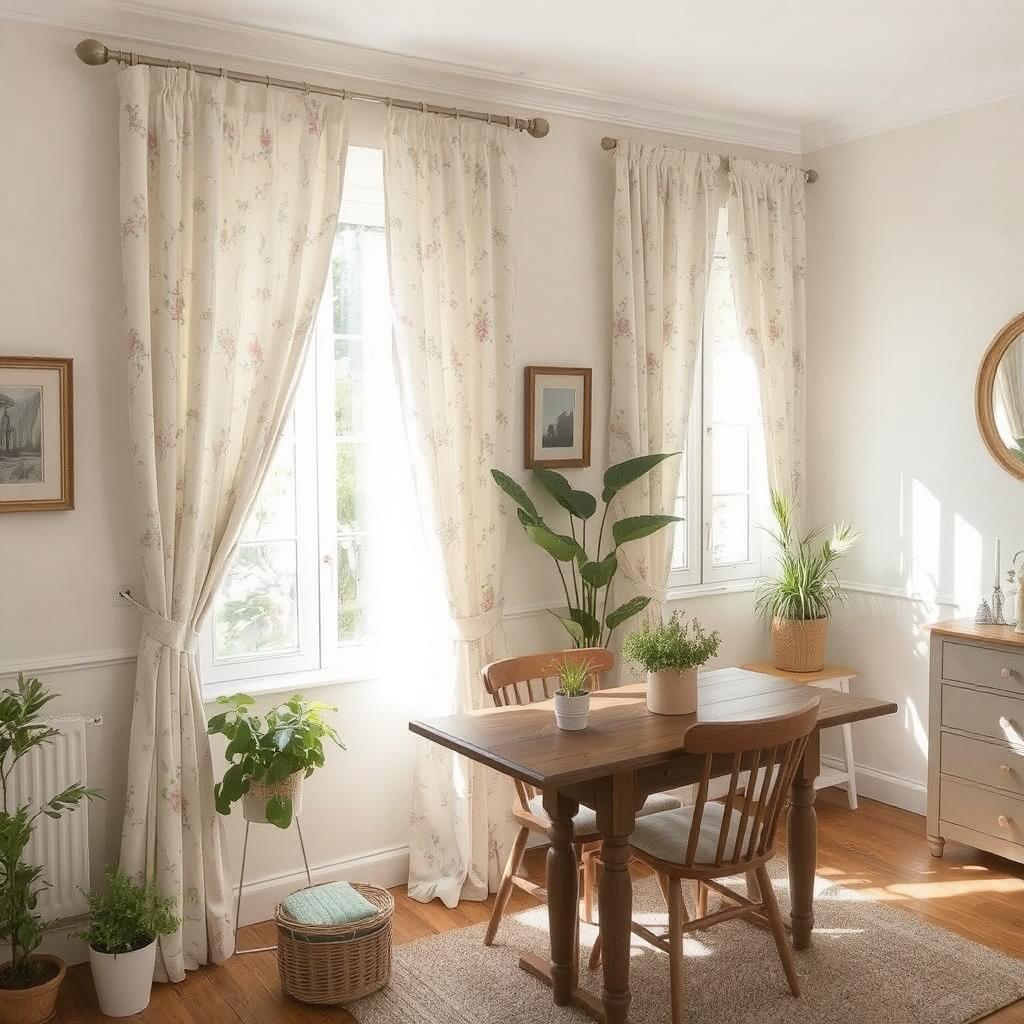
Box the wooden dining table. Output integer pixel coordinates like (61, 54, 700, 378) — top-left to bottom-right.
(409, 666, 897, 1023)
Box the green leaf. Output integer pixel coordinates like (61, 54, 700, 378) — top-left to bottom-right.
(580, 552, 618, 589)
(526, 524, 582, 562)
(568, 608, 601, 643)
(532, 468, 597, 520)
(605, 596, 651, 631)
(266, 795, 293, 829)
(516, 506, 540, 529)
(491, 469, 539, 521)
(602, 453, 679, 500)
(547, 610, 586, 645)
(612, 514, 683, 546)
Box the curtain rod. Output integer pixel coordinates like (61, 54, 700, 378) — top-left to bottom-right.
(600, 136, 818, 183)
(74, 38, 550, 139)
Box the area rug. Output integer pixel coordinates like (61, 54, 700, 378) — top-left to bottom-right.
(353, 863, 1024, 1024)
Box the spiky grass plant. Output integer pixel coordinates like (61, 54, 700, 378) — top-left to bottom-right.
(548, 657, 594, 698)
(755, 490, 859, 622)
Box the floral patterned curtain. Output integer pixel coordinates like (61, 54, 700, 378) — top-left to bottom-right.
(383, 108, 518, 907)
(726, 159, 807, 500)
(117, 66, 347, 979)
(609, 141, 722, 621)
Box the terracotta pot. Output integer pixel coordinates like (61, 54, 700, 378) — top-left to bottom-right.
(770, 617, 828, 672)
(646, 668, 698, 715)
(0, 954, 66, 1024)
(242, 770, 305, 823)
(553, 691, 590, 731)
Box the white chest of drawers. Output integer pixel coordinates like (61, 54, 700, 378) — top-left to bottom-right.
(927, 619, 1024, 863)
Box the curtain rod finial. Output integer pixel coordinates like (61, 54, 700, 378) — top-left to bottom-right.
(76, 38, 110, 66)
(528, 117, 550, 139)
(601, 136, 617, 151)
(804, 168, 819, 184)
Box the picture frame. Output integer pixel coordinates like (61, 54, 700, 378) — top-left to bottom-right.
(524, 365, 592, 469)
(0, 357, 74, 512)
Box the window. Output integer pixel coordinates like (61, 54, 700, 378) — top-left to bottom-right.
(669, 211, 768, 593)
(203, 148, 395, 691)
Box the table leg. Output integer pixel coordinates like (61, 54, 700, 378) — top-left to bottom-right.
(788, 730, 819, 950)
(544, 790, 579, 1004)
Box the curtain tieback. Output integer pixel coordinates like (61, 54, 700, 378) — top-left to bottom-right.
(451, 603, 504, 643)
(122, 592, 199, 654)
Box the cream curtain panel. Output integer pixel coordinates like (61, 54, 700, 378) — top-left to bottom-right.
(383, 108, 518, 907)
(118, 66, 347, 979)
(609, 141, 723, 620)
(726, 159, 807, 500)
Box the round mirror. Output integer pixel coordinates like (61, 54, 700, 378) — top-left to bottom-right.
(977, 313, 1024, 480)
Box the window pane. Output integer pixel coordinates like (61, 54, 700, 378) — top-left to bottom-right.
(214, 541, 299, 658)
(711, 494, 749, 565)
(671, 496, 687, 570)
(241, 436, 296, 541)
(337, 535, 364, 642)
(712, 423, 749, 494)
(336, 442, 362, 532)
(335, 337, 364, 436)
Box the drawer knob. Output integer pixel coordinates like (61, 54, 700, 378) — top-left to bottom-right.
(1000, 764, 1013, 776)
(998, 814, 1012, 828)
(1003, 667, 1013, 679)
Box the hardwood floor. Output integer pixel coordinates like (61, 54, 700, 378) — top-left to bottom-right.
(56, 792, 1024, 1023)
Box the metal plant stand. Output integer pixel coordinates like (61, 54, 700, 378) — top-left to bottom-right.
(234, 816, 312, 955)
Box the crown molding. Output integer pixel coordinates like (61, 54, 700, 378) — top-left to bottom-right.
(0, 0, 804, 154)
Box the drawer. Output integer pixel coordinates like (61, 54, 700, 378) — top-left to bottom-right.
(942, 640, 1024, 695)
(940, 732, 1024, 797)
(940, 777, 1024, 845)
(941, 684, 1024, 743)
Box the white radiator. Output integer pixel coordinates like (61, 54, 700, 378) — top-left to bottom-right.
(8, 713, 96, 922)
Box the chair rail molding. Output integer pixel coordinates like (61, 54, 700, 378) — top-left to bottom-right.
(0, 648, 138, 680)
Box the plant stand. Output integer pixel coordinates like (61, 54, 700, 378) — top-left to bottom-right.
(234, 816, 312, 955)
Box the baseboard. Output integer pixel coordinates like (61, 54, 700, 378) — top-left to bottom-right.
(234, 843, 409, 927)
(821, 755, 926, 815)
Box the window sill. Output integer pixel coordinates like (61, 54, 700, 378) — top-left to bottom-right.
(203, 663, 379, 703)
(665, 578, 757, 602)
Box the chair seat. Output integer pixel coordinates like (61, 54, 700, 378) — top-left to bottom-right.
(526, 791, 681, 837)
(629, 802, 743, 866)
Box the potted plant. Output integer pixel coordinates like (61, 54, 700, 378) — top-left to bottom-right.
(0, 674, 100, 1024)
(549, 657, 595, 731)
(755, 491, 859, 672)
(76, 868, 178, 1017)
(622, 612, 721, 715)
(208, 693, 344, 828)
(491, 454, 681, 649)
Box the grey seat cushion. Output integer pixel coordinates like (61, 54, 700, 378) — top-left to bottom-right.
(629, 802, 742, 866)
(527, 791, 681, 838)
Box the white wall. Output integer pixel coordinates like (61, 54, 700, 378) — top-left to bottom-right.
(0, 17, 788, 928)
(806, 94, 1024, 810)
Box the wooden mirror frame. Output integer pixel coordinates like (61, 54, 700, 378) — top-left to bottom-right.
(976, 312, 1024, 481)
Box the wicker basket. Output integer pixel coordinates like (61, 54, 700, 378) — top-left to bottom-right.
(275, 882, 393, 1005)
(770, 616, 828, 672)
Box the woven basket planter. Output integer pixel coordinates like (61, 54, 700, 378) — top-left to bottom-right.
(243, 771, 304, 824)
(275, 882, 393, 1005)
(770, 616, 828, 672)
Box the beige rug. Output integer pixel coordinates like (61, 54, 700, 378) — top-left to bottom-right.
(353, 863, 1024, 1024)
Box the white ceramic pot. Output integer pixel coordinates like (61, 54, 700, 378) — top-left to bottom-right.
(646, 668, 698, 716)
(89, 940, 157, 1018)
(242, 770, 305, 823)
(553, 691, 591, 731)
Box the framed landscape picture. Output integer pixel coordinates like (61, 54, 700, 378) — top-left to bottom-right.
(524, 365, 592, 469)
(0, 357, 73, 512)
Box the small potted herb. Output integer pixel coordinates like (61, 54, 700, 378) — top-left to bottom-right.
(207, 693, 344, 828)
(550, 657, 595, 731)
(76, 869, 178, 1017)
(622, 612, 721, 715)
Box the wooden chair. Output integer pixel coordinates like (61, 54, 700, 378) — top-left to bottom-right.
(481, 648, 681, 947)
(589, 698, 820, 1023)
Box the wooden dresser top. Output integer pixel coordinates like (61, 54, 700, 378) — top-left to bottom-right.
(927, 618, 1024, 648)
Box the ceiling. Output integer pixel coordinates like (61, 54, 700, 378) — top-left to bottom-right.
(10, 0, 1024, 150)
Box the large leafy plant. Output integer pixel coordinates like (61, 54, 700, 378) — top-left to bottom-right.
(0, 675, 101, 988)
(75, 868, 179, 955)
(207, 694, 344, 829)
(492, 454, 681, 648)
(622, 611, 722, 672)
(755, 490, 859, 622)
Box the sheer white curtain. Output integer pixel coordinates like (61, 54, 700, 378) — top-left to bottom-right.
(609, 141, 722, 622)
(996, 340, 1024, 444)
(383, 109, 519, 907)
(118, 66, 347, 979)
(726, 159, 807, 500)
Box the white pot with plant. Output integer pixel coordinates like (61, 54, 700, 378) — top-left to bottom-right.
(207, 693, 345, 829)
(0, 675, 100, 1024)
(755, 491, 859, 673)
(76, 868, 179, 1017)
(622, 612, 722, 715)
(550, 657, 594, 731)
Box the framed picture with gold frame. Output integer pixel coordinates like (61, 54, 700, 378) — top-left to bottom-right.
(524, 365, 592, 469)
(0, 357, 74, 512)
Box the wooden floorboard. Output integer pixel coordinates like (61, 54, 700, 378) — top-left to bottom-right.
(55, 792, 1024, 1022)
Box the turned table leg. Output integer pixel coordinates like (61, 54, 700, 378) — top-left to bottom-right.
(788, 730, 819, 950)
(544, 790, 579, 1005)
